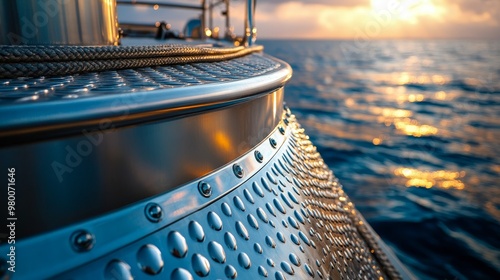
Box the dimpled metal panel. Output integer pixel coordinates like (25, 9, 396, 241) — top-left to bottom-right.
(52, 110, 401, 280)
(0, 54, 279, 104)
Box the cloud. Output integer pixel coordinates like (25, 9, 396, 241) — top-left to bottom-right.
(441, 0, 500, 15)
(261, 0, 370, 7)
(117, 0, 500, 39)
(255, 0, 500, 39)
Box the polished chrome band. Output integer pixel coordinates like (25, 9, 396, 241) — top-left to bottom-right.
(0, 88, 284, 240)
(0, 111, 404, 280)
(0, 52, 291, 239)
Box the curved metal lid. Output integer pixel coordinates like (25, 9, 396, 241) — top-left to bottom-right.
(0, 52, 292, 145)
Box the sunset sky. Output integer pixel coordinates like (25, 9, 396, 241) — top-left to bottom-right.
(118, 0, 500, 39)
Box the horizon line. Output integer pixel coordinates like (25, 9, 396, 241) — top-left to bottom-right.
(256, 37, 500, 41)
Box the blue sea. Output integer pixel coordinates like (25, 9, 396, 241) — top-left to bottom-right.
(261, 39, 500, 279)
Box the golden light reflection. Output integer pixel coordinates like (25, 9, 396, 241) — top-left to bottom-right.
(371, 107, 438, 137)
(435, 91, 447, 100)
(214, 131, 232, 153)
(394, 167, 465, 190)
(394, 118, 438, 137)
(372, 107, 412, 118)
(397, 72, 411, 85)
(372, 138, 381, 145)
(394, 73, 449, 87)
(205, 28, 212, 37)
(432, 75, 446, 85)
(408, 94, 424, 102)
(212, 26, 220, 38)
(153, 4, 159, 10)
(345, 98, 356, 107)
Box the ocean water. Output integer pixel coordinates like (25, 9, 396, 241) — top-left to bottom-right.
(261, 39, 500, 279)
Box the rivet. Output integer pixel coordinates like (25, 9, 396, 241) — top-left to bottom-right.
(284, 118, 289, 126)
(254, 150, 264, 163)
(198, 181, 212, 197)
(105, 260, 132, 280)
(305, 264, 314, 276)
(191, 254, 210, 277)
(238, 253, 252, 269)
(207, 211, 223, 231)
(258, 266, 268, 277)
(225, 265, 237, 279)
(137, 244, 164, 275)
(171, 267, 193, 280)
(269, 138, 277, 148)
(71, 230, 95, 252)
(145, 203, 163, 223)
(233, 164, 244, 178)
(278, 126, 285, 135)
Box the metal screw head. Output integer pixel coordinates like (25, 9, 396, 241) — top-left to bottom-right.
(71, 230, 95, 252)
(278, 126, 285, 135)
(255, 150, 264, 163)
(269, 138, 277, 148)
(145, 203, 163, 223)
(198, 181, 212, 197)
(233, 164, 244, 178)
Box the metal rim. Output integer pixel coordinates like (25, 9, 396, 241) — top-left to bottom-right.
(0, 55, 292, 145)
(0, 115, 290, 279)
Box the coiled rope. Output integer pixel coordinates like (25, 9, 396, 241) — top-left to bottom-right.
(0, 44, 263, 78)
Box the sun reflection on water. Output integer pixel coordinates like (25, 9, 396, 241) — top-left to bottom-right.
(394, 118, 438, 137)
(371, 107, 439, 137)
(394, 167, 466, 190)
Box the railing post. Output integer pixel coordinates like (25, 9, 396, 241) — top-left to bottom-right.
(244, 0, 256, 46)
(225, 0, 231, 39)
(201, 0, 207, 39)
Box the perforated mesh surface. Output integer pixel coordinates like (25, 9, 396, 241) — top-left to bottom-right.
(54, 113, 401, 280)
(0, 54, 279, 104)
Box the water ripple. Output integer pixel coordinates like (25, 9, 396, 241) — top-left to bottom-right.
(263, 39, 500, 279)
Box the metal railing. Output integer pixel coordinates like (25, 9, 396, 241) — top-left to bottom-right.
(117, 0, 257, 44)
(0, 0, 257, 46)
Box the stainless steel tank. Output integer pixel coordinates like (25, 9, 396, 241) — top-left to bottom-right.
(0, 0, 119, 45)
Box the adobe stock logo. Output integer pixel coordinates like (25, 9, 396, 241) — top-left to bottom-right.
(7, 0, 64, 44)
(50, 121, 112, 183)
(6, 0, 114, 44)
(51, 91, 147, 183)
(340, 0, 422, 63)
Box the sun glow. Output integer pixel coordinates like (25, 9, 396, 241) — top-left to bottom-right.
(370, 0, 443, 24)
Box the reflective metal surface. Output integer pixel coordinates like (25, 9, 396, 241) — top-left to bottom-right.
(183, 19, 202, 39)
(0, 110, 409, 279)
(0, 89, 283, 240)
(0, 53, 290, 144)
(0, 0, 119, 45)
(244, 0, 257, 46)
